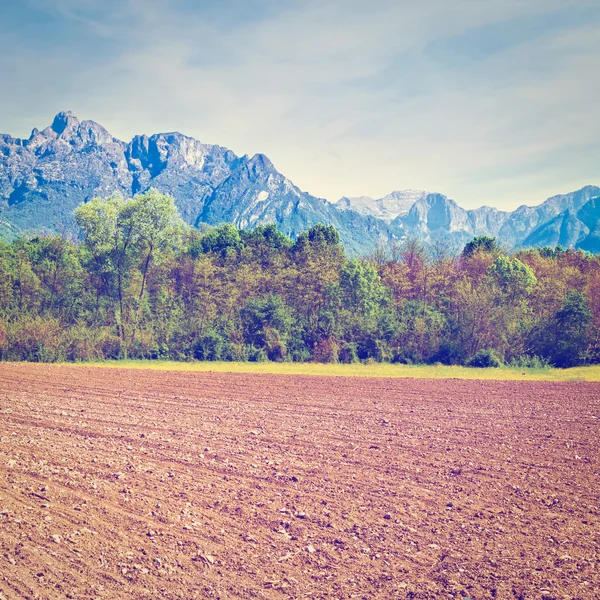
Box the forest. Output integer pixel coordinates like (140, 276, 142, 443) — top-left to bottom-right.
(0, 191, 598, 368)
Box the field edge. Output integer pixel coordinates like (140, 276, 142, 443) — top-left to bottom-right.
(20, 360, 599, 381)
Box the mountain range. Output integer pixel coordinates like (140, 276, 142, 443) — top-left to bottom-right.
(1, 111, 599, 254)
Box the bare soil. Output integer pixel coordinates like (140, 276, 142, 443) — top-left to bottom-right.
(0, 363, 598, 600)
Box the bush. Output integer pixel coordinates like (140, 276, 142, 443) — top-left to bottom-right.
(193, 330, 225, 361)
(357, 338, 390, 362)
(248, 346, 268, 362)
(130, 329, 156, 359)
(221, 342, 248, 362)
(391, 348, 419, 365)
(507, 355, 550, 369)
(431, 340, 466, 365)
(97, 330, 123, 359)
(61, 324, 104, 362)
(5, 316, 64, 362)
(338, 342, 358, 364)
(0, 320, 8, 361)
(467, 349, 502, 368)
(312, 338, 339, 363)
(263, 327, 287, 362)
(150, 343, 170, 360)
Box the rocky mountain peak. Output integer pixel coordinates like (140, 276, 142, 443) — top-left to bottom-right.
(246, 153, 275, 174)
(336, 189, 430, 222)
(0, 112, 599, 254)
(51, 111, 80, 136)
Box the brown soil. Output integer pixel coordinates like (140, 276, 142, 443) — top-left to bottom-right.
(0, 363, 598, 599)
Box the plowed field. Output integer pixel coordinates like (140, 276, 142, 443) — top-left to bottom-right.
(0, 363, 598, 599)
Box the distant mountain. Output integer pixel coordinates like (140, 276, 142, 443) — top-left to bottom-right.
(522, 195, 600, 253)
(0, 111, 396, 254)
(390, 187, 600, 251)
(0, 111, 599, 254)
(335, 190, 429, 222)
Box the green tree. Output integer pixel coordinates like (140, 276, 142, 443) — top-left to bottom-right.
(339, 259, 385, 317)
(240, 294, 293, 361)
(488, 256, 537, 302)
(552, 290, 592, 367)
(75, 190, 185, 351)
(195, 223, 243, 258)
(462, 236, 499, 258)
(293, 223, 340, 253)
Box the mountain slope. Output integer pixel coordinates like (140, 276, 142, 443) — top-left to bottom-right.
(390, 188, 600, 251)
(0, 112, 599, 254)
(497, 186, 600, 248)
(0, 112, 131, 234)
(0, 112, 395, 253)
(522, 195, 600, 252)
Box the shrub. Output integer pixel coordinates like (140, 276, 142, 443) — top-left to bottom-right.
(0, 320, 7, 361)
(264, 327, 287, 362)
(507, 355, 550, 369)
(6, 316, 64, 362)
(357, 338, 390, 362)
(221, 342, 248, 362)
(431, 340, 466, 365)
(467, 349, 502, 368)
(391, 348, 419, 365)
(312, 338, 339, 363)
(97, 330, 123, 359)
(61, 324, 104, 362)
(193, 330, 225, 361)
(150, 343, 170, 360)
(338, 342, 358, 364)
(248, 346, 268, 362)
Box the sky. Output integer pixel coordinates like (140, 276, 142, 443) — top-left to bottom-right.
(0, 0, 599, 210)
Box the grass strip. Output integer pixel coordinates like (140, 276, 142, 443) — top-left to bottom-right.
(69, 360, 600, 382)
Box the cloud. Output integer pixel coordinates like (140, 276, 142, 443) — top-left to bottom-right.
(0, 0, 598, 209)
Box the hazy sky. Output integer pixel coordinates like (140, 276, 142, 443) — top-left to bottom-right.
(1, 0, 599, 209)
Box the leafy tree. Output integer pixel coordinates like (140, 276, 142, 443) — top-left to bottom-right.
(240, 294, 293, 360)
(488, 256, 537, 302)
(552, 290, 592, 367)
(339, 259, 385, 317)
(242, 223, 292, 251)
(75, 190, 185, 351)
(392, 300, 446, 363)
(462, 236, 499, 258)
(195, 223, 243, 257)
(293, 223, 340, 252)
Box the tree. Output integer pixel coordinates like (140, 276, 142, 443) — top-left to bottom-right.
(488, 256, 537, 302)
(240, 294, 293, 360)
(552, 290, 592, 367)
(460, 237, 502, 282)
(195, 223, 243, 257)
(75, 190, 185, 351)
(462, 236, 499, 258)
(339, 259, 385, 318)
(293, 223, 340, 252)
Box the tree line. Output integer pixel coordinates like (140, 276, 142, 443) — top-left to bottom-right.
(0, 191, 598, 368)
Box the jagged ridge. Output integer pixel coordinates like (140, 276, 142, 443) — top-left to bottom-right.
(0, 111, 397, 254)
(0, 112, 599, 254)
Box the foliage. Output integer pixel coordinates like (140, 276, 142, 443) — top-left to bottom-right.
(1, 205, 599, 368)
(488, 256, 537, 299)
(506, 355, 550, 370)
(552, 290, 592, 367)
(467, 349, 503, 368)
(462, 236, 499, 258)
